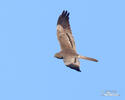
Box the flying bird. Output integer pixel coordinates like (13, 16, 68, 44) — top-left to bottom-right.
(54, 10, 98, 72)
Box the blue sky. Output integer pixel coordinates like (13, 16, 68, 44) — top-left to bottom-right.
(0, 0, 125, 100)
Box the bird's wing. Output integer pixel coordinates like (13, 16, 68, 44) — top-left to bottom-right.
(63, 56, 81, 72)
(57, 10, 76, 51)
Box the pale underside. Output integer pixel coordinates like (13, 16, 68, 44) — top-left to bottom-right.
(57, 25, 76, 51)
(55, 10, 98, 72)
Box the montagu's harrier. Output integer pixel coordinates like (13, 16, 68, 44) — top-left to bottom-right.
(54, 10, 98, 72)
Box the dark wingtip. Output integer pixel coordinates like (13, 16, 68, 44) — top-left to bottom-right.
(62, 10, 65, 16)
(67, 64, 81, 72)
(77, 68, 81, 72)
(74, 67, 81, 72)
(57, 10, 70, 27)
(61, 10, 70, 18)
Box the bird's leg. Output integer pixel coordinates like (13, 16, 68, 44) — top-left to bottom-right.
(78, 55, 98, 62)
(54, 52, 63, 59)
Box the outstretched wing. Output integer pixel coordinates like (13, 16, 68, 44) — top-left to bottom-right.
(57, 10, 76, 51)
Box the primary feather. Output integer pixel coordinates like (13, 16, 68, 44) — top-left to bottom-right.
(55, 10, 98, 72)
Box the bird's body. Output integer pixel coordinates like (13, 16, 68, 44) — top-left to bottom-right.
(54, 10, 98, 72)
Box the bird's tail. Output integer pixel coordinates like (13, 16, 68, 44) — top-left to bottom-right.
(78, 55, 98, 62)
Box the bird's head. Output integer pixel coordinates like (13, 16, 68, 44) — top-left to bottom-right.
(54, 52, 63, 59)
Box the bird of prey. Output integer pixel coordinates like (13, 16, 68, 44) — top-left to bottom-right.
(54, 10, 98, 72)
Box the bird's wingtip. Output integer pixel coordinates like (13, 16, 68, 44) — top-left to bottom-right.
(66, 64, 81, 72)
